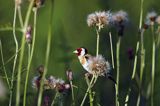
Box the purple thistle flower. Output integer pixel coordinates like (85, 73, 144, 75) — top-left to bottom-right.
(127, 48, 134, 60)
(25, 25, 32, 44)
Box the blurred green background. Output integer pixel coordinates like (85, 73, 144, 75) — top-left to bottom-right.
(0, 0, 160, 106)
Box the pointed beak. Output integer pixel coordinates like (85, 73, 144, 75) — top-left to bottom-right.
(73, 50, 78, 54)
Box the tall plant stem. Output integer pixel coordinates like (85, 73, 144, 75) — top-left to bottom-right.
(85, 76, 93, 106)
(17, 6, 24, 27)
(0, 40, 10, 88)
(80, 76, 95, 106)
(109, 32, 115, 69)
(37, 1, 54, 106)
(157, 26, 160, 47)
(51, 92, 59, 106)
(125, 42, 140, 106)
(137, 29, 145, 106)
(96, 28, 100, 56)
(15, 1, 34, 106)
(23, 8, 37, 106)
(136, 0, 144, 105)
(151, 25, 155, 106)
(115, 36, 121, 106)
(9, 4, 18, 106)
(0, 48, 21, 71)
(70, 81, 75, 106)
(139, 0, 144, 29)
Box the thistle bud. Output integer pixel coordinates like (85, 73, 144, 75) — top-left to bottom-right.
(33, 0, 45, 9)
(66, 70, 73, 81)
(25, 25, 32, 44)
(127, 48, 134, 60)
(37, 65, 44, 76)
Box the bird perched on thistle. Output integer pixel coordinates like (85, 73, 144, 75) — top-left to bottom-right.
(73, 47, 116, 84)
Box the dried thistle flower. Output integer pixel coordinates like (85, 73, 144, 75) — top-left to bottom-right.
(112, 10, 128, 36)
(146, 11, 157, 22)
(37, 65, 44, 76)
(46, 76, 70, 92)
(156, 16, 160, 25)
(87, 11, 111, 29)
(25, 25, 32, 44)
(112, 10, 128, 25)
(88, 55, 111, 76)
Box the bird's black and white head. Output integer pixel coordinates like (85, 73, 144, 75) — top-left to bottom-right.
(73, 47, 88, 57)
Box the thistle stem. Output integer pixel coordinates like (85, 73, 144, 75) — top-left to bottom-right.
(23, 8, 37, 106)
(157, 26, 160, 47)
(0, 40, 10, 88)
(70, 81, 75, 106)
(80, 76, 95, 106)
(51, 92, 59, 106)
(151, 25, 155, 106)
(17, 6, 24, 28)
(37, 1, 54, 106)
(136, 0, 144, 105)
(9, 4, 18, 106)
(0, 48, 21, 71)
(85, 76, 93, 106)
(137, 29, 145, 106)
(109, 32, 115, 69)
(124, 42, 139, 106)
(115, 36, 121, 106)
(96, 28, 100, 56)
(15, 0, 34, 106)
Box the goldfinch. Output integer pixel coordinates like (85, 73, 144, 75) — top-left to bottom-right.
(73, 47, 116, 84)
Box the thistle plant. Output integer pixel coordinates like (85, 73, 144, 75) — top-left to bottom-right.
(145, 11, 157, 106)
(32, 70, 70, 106)
(37, 0, 54, 106)
(87, 11, 111, 56)
(78, 11, 112, 106)
(23, 1, 41, 105)
(112, 10, 128, 106)
(125, 42, 140, 106)
(9, 1, 21, 105)
(66, 70, 75, 106)
(15, 0, 36, 105)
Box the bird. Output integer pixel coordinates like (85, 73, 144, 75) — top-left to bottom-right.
(73, 47, 116, 84)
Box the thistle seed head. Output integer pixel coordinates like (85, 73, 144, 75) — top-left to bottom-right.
(87, 11, 112, 29)
(146, 11, 157, 22)
(88, 55, 111, 76)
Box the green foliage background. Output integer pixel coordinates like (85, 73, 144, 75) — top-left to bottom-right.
(0, 0, 160, 106)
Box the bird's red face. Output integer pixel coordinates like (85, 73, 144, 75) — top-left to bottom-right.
(73, 48, 87, 56)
